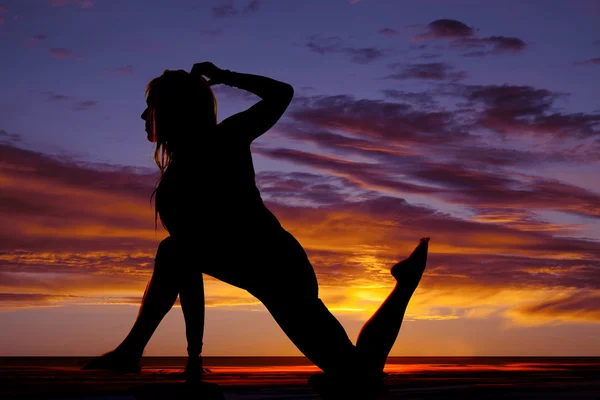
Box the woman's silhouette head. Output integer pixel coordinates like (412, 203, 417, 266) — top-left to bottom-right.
(142, 69, 217, 173)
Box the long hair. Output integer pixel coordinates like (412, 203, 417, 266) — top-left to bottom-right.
(145, 69, 218, 228)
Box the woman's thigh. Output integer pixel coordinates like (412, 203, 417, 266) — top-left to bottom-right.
(175, 228, 319, 299)
(244, 229, 319, 300)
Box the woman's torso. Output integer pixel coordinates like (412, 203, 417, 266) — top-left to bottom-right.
(155, 125, 281, 242)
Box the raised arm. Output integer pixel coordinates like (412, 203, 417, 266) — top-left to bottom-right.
(192, 62, 294, 143)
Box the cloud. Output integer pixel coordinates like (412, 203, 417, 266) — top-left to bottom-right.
(511, 290, 600, 323)
(266, 91, 600, 221)
(287, 93, 469, 146)
(0, 129, 21, 144)
(378, 28, 398, 37)
(457, 84, 600, 140)
(41, 90, 98, 111)
(458, 36, 527, 56)
(414, 19, 526, 57)
(49, 48, 73, 59)
(49, 0, 93, 8)
(384, 62, 468, 81)
(74, 100, 98, 111)
(42, 90, 71, 101)
(106, 65, 135, 75)
(25, 34, 47, 45)
(243, 0, 260, 14)
(212, 1, 238, 18)
(305, 35, 389, 64)
(415, 19, 476, 40)
(574, 57, 600, 66)
(212, 0, 259, 18)
(1, 138, 599, 325)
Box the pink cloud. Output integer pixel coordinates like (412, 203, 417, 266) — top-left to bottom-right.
(49, 48, 73, 59)
(107, 65, 135, 74)
(49, 0, 93, 8)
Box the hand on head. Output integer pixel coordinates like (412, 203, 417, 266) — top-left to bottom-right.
(191, 62, 225, 86)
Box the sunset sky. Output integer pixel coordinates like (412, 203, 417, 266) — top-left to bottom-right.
(1, 0, 599, 357)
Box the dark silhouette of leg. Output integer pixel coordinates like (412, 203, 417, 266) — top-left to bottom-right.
(253, 237, 429, 398)
(261, 296, 359, 375)
(83, 237, 181, 371)
(114, 237, 180, 358)
(356, 237, 429, 373)
(179, 268, 207, 378)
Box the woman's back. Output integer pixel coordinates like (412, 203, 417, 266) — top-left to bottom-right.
(155, 123, 281, 241)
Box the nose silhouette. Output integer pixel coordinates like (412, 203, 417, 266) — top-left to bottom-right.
(141, 108, 148, 120)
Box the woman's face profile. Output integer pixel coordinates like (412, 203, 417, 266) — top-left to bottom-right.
(141, 105, 155, 143)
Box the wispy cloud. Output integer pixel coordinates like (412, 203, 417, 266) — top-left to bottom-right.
(458, 36, 527, 56)
(49, 0, 93, 8)
(305, 35, 389, 64)
(106, 65, 135, 75)
(25, 34, 47, 45)
(413, 19, 527, 57)
(378, 28, 399, 37)
(384, 62, 468, 81)
(243, 0, 260, 14)
(212, 0, 237, 18)
(74, 100, 98, 111)
(49, 47, 73, 59)
(0, 129, 21, 144)
(574, 57, 600, 66)
(1, 138, 599, 323)
(41, 90, 98, 111)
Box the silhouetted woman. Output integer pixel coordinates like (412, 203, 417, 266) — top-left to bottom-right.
(85, 62, 430, 398)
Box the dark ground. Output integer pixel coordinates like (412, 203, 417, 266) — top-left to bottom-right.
(1, 357, 599, 399)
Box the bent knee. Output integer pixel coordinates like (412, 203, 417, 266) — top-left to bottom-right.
(155, 236, 176, 261)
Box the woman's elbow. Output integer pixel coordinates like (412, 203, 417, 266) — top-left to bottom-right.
(281, 83, 294, 102)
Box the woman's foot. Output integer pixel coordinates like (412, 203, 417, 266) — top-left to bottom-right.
(391, 237, 430, 295)
(81, 349, 141, 373)
(181, 356, 211, 382)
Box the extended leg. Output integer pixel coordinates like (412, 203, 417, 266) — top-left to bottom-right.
(83, 237, 180, 371)
(114, 237, 181, 358)
(356, 238, 429, 373)
(262, 296, 359, 376)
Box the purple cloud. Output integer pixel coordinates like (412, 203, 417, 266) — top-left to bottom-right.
(74, 100, 98, 111)
(458, 36, 527, 56)
(42, 90, 71, 101)
(49, 0, 93, 8)
(385, 62, 468, 81)
(415, 19, 476, 40)
(49, 48, 73, 59)
(28, 34, 47, 42)
(212, 1, 238, 18)
(414, 19, 526, 57)
(0, 129, 21, 144)
(378, 28, 398, 37)
(305, 35, 389, 64)
(107, 65, 135, 74)
(574, 57, 600, 66)
(243, 0, 260, 14)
